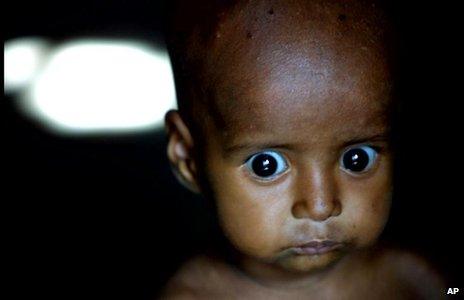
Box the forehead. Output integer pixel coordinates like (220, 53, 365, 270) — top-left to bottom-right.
(210, 87, 389, 150)
(200, 0, 391, 144)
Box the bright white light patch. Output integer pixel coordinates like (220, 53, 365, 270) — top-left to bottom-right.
(23, 39, 177, 134)
(4, 37, 50, 93)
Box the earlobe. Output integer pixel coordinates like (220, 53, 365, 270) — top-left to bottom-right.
(165, 110, 201, 193)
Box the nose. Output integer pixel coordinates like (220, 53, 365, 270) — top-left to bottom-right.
(291, 165, 341, 221)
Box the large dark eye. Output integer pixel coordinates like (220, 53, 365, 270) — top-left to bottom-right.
(246, 150, 288, 180)
(341, 145, 378, 173)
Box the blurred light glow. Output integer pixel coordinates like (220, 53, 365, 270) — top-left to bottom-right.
(4, 37, 50, 93)
(22, 39, 177, 134)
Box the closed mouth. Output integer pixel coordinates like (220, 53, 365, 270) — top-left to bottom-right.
(292, 240, 344, 255)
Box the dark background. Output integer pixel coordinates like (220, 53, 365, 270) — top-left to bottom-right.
(5, 1, 462, 299)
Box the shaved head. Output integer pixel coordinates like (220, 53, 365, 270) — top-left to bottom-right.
(166, 0, 396, 136)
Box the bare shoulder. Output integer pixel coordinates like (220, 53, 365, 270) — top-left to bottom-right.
(373, 247, 446, 299)
(158, 255, 234, 299)
(376, 247, 445, 284)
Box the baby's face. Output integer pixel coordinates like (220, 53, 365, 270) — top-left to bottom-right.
(192, 1, 393, 274)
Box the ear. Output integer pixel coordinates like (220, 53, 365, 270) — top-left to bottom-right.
(165, 109, 200, 193)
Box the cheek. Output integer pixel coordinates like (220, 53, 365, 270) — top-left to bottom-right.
(339, 167, 392, 247)
(207, 165, 291, 258)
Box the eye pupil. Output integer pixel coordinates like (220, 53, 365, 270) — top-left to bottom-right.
(252, 154, 277, 177)
(343, 148, 370, 172)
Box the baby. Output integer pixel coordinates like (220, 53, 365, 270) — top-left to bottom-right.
(162, 0, 445, 298)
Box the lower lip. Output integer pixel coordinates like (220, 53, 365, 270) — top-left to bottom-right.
(293, 243, 343, 255)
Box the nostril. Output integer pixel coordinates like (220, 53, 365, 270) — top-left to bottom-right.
(291, 202, 310, 219)
(291, 197, 341, 221)
(332, 201, 342, 217)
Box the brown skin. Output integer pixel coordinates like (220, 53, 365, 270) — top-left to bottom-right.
(163, 0, 443, 297)
(161, 247, 445, 299)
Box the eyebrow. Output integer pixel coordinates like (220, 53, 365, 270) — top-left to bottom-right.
(340, 133, 389, 147)
(224, 141, 295, 154)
